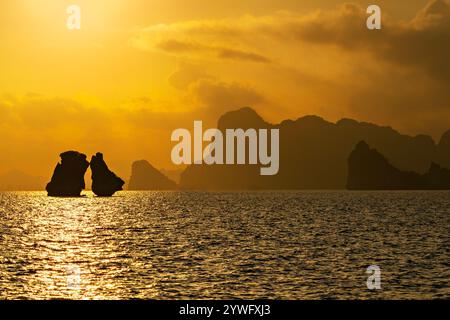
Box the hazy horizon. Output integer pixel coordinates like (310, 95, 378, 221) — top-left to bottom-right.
(2, 105, 450, 191)
(1, 107, 449, 190)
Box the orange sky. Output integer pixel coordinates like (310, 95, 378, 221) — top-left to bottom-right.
(1, 0, 449, 181)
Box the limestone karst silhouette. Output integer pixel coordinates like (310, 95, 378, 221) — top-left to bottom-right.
(347, 141, 450, 190)
(128, 160, 177, 190)
(42, 108, 450, 193)
(46, 151, 90, 197)
(46, 151, 124, 197)
(179, 107, 450, 190)
(90, 153, 125, 197)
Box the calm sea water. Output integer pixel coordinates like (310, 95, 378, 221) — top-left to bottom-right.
(0, 191, 448, 299)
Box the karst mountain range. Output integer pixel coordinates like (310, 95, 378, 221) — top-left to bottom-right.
(2, 107, 450, 191)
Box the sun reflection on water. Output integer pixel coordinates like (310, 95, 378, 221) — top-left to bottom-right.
(1, 192, 160, 299)
(0, 191, 449, 299)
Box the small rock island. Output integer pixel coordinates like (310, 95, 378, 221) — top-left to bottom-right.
(90, 153, 125, 197)
(128, 160, 177, 190)
(46, 151, 90, 197)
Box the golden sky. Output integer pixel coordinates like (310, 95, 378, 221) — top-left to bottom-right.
(0, 0, 449, 180)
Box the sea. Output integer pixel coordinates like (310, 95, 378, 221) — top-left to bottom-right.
(0, 191, 448, 299)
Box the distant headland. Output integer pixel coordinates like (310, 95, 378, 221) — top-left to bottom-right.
(128, 160, 176, 190)
(347, 141, 450, 190)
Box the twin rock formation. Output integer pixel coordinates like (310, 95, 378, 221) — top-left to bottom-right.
(46, 151, 124, 197)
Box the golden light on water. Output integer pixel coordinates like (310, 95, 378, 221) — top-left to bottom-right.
(12, 192, 159, 299)
(1, 191, 448, 299)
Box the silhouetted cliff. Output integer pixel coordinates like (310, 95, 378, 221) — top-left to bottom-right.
(160, 168, 184, 184)
(347, 141, 450, 190)
(347, 141, 424, 189)
(128, 160, 177, 190)
(436, 130, 450, 169)
(91, 153, 125, 196)
(180, 107, 444, 190)
(46, 151, 89, 197)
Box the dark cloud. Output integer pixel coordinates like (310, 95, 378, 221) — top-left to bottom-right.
(216, 47, 271, 63)
(191, 79, 266, 112)
(167, 64, 269, 120)
(154, 39, 271, 63)
(157, 39, 203, 52)
(135, 1, 450, 81)
(168, 62, 213, 90)
(284, 1, 450, 82)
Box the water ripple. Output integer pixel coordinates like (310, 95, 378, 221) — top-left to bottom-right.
(0, 191, 449, 299)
